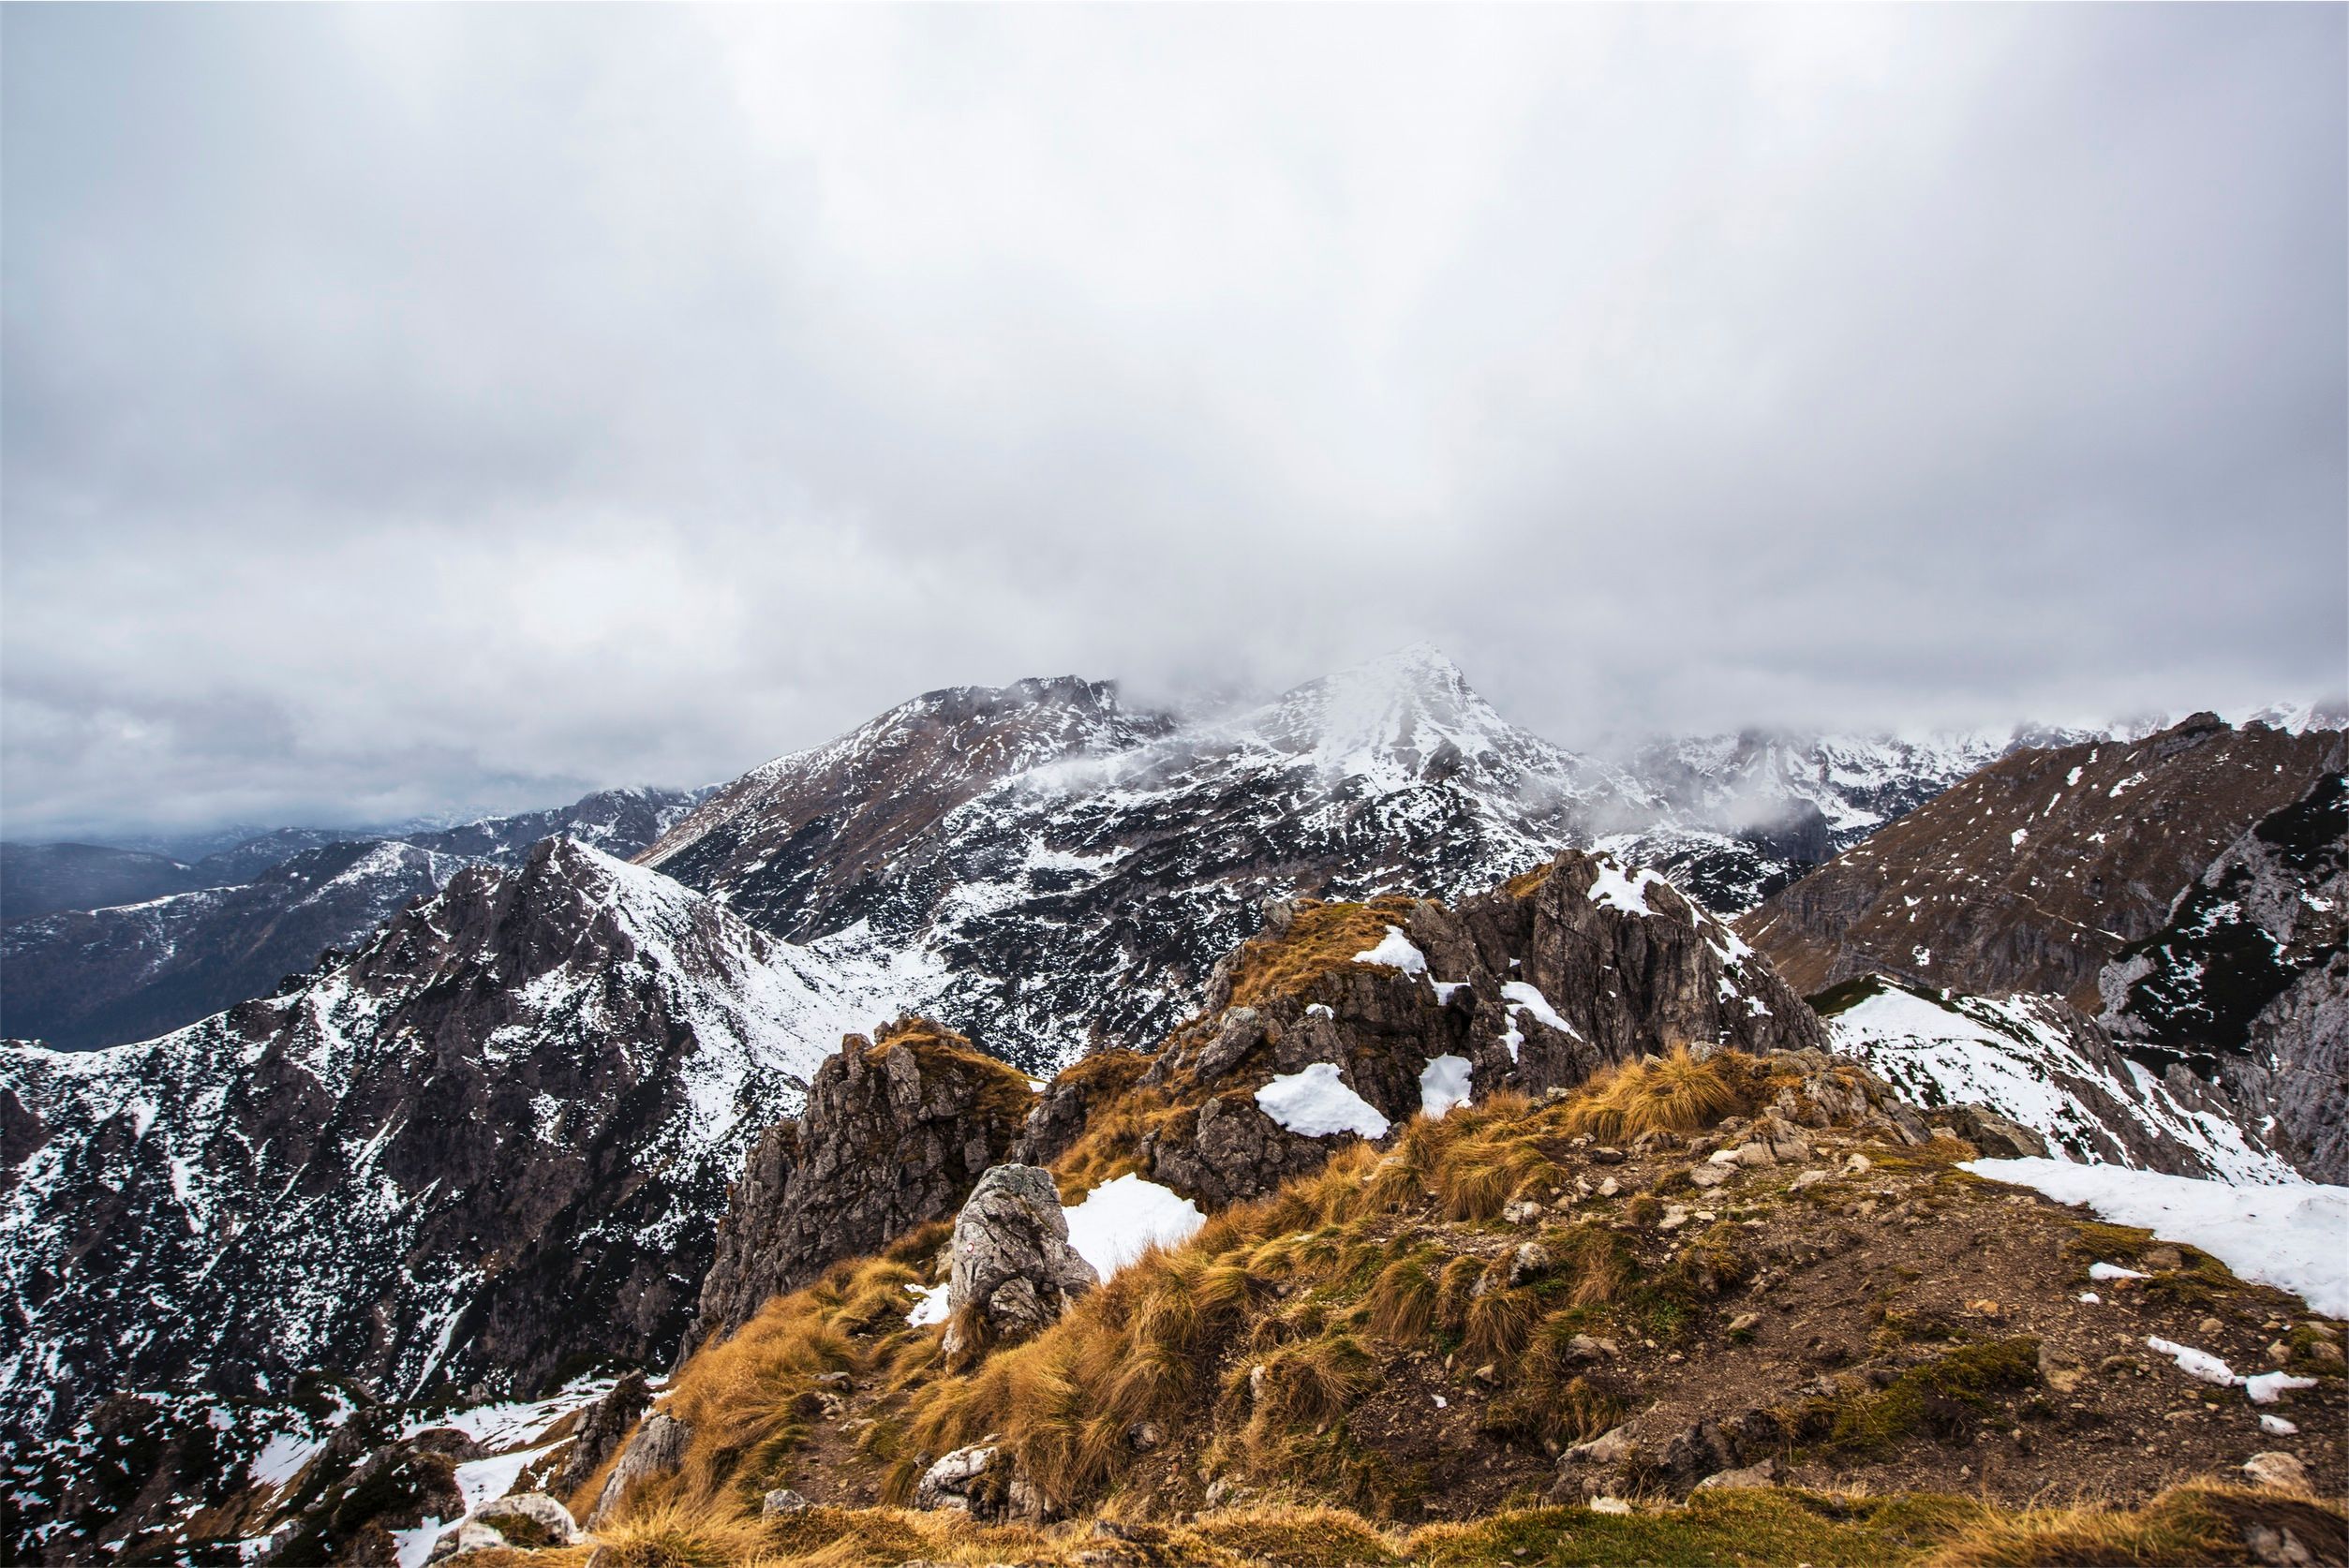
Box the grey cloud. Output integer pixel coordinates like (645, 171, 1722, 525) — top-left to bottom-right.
(3, 5, 2342, 839)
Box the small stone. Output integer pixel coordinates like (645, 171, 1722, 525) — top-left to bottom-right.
(1789, 1169, 1828, 1191)
(1658, 1206, 1690, 1233)
(1687, 1164, 1731, 1190)
(1733, 1142, 1776, 1168)
(762, 1488, 810, 1516)
(1589, 1496, 1632, 1516)
(1562, 1425, 1634, 1466)
(1473, 1362, 1500, 1384)
(2268, 1340, 2295, 1365)
(2309, 1338, 2346, 1366)
(1590, 1147, 1627, 1165)
(1842, 1154, 1871, 1176)
(2197, 1316, 2224, 1337)
(1727, 1311, 1760, 1335)
(2241, 1452, 2310, 1493)
(1692, 1457, 1778, 1492)
(1597, 1176, 1622, 1198)
(1707, 1148, 1743, 1166)
(1509, 1241, 1552, 1284)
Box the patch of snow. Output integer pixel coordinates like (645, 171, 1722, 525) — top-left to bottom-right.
(1063, 1173, 1207, 1278)
(2260, 1413, 2299, 1435)
(2089, 1262, 2148, 1282)
(906, 1280, 950, 1326)
(2146, 1337, 2236, 1386)
(1501, 981, 1575, 1037)
(1352, 926, 1428, 977)
(1967, 1158, 2349, 1315)
(1419, 1055, 1473, 1119)
(2244, 1371, 2319, 1406)
(1431, 981, 1469, 1005)
(2078, 1292, 2101, 1304)
(454, 1443, 553, 1513)
(1255, 1062, 1391, 1140)
(1584, 859, 1661, 916)
(393, 1519, 445, 1568)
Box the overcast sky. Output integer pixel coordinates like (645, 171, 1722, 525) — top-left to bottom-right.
(4, 6, 2343, 840)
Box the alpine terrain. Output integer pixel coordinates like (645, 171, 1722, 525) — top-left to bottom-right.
(1, 656, 2342, 1568)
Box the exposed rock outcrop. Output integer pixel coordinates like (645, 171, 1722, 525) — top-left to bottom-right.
(678, 1019, 1034, 1358)
(588, 1412, 692, 1528)
(2100, 774, 2348, 1182)
(553, 1372, 652, 1498)
(912, 1441, 1048, 1522)
(941, 1165, 1098, 1365)
(1059, 850, 1829, 1208)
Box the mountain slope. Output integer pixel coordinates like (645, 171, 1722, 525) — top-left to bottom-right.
(1738, 714, 2349, 1007)
(651, 649, 1665, 1071)
(0, 840, 898, 1457)
(0, 843, 211, 925)
(1816, 974, 2295, 1181)
(1, 787, 706, 1052)
(2099, 774, 2349, 1182)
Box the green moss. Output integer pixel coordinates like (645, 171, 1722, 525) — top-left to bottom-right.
(1781, 1338, 2042, 1460)
(1418, 1490, 1988, 1567)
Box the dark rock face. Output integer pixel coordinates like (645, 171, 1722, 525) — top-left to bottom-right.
(3, 787, 706, 1054)
(1742, 717, 2348, 1008)
(2100, 774, 2349, 1181)
(678, 1020, 1034, 1358)
(0, 839, 871, 1476)
(940, 1164, 1097, 1365)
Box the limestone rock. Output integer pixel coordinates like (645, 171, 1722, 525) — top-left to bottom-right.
(588, 1412, 693, 1528)
(762, 1488, 810, 1516)
(470, 1493, 579, 1548)
(912, 1442, 1048, 1522)
(679, 1020, 1033, 1358)
(2243, 1451, 2312, 1494)
(943, 1165, 1099, 1364)
(554, 1372, 652, 1497)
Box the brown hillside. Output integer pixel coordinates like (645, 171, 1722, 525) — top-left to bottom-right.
(1739, 716, 2347, 1006)
(584, 1048, 2344, 1565)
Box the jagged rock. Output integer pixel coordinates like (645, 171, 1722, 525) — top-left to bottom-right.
(941, 1165, 1099, 1364)
(470, 1494, 579, 1547)
(555, 1372, 653, 1497)
(2102, 775, 2349, 1183)
(679, 1019, 1033, 1358)
(1144, 1091, 1356, 1209)
(912, 1441, 1048, 1522)
(762, 1488, 810, 1516)
(588, 1413, 692, 1528)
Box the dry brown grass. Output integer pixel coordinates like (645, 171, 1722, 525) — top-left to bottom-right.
(1225, 898, 1420, 1011)
(1557, 1047, 1751, 1143)
(1917, 1481, 2343, 1567)
(859, 1017, 1035, 1132)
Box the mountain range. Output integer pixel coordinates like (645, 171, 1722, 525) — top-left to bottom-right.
(1, 648, 2343, 1563)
